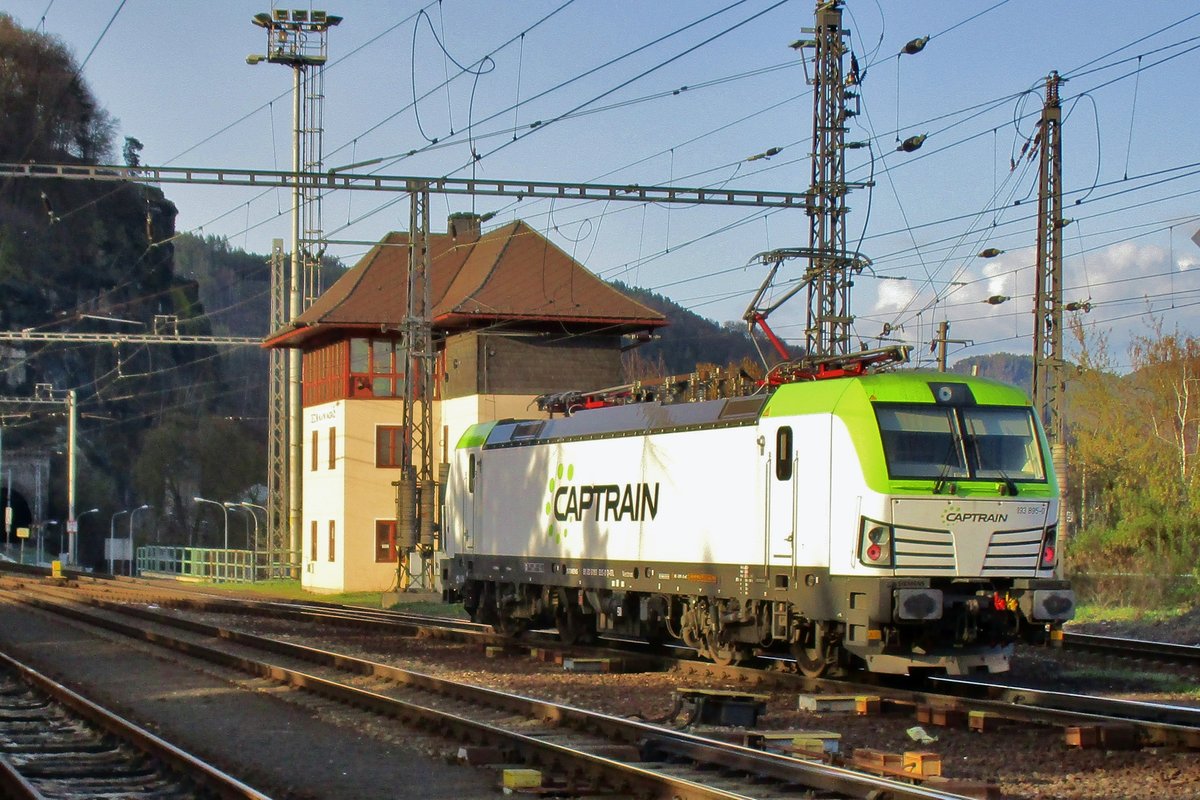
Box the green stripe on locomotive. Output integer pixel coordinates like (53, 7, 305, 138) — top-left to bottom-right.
(456, 420, 497, 449)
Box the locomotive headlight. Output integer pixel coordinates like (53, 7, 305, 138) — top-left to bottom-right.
(859, 521, 894, 567)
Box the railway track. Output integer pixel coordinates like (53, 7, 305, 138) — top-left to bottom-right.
(6, 570, 1199, 741)
(0, 648, 268, 800)
(1062, 631, 1200, 666)
(0, 581, 974, 800)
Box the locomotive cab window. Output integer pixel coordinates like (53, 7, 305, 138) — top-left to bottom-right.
(775, 426, 793, 481)
(875, 403, 1044, 482)
(962, 407, 1044, 481)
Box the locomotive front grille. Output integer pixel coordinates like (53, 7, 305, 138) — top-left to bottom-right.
(893, 525, 1044, 577)
(979, 528, 1043, 575)
(893, 527, 955, 575)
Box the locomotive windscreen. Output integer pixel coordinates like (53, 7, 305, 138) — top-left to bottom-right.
(876, 403, 1045, 482)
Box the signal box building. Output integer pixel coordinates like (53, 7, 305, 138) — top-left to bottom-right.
(263, 213, 665, 593)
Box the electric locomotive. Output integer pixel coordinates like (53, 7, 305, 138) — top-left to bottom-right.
(441, 351, 1074, 676)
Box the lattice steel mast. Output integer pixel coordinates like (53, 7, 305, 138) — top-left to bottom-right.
(805, 0, 854, 357)
(744, 1, 875, 373)
(395, 185, 437, 589)
(1031, 71, 1071, 546)
(1032, 71, 1064, 445)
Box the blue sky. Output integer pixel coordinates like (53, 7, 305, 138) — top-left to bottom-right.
(6, 1, 1200, 370)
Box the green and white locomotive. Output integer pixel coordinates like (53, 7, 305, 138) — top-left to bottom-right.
(441, 353, 1074, 676)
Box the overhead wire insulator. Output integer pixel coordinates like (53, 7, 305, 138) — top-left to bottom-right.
(978, 248, 1004, 258)
(897, 133, 926, 153)
(984, 295, 1009, 305)
(902, 36, 929, 55)
(746, 147, 783, 162)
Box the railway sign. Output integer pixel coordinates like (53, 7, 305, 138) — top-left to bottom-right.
(15, 527, 29, 539)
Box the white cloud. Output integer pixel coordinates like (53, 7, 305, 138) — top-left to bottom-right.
(872, 278, 916, 312)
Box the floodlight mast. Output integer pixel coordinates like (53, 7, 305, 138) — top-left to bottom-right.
(248, 9, 339, 576)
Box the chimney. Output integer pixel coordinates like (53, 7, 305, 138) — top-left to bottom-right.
(448, 212, 482, 242)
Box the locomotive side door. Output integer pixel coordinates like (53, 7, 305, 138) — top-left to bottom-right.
(764, 424, 797, 567)
(465, 451, 479, 551)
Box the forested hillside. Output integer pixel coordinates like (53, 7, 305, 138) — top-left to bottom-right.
(0, 14, 262, 555)
(609, 281, 766, 376)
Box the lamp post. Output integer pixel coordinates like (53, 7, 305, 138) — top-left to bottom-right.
(240, 502, 266, 583)
(109, 509, 130, 575)
(226, 503, 258, 584)
(129, 504, 151, 576)
(193, 497, 229, 550)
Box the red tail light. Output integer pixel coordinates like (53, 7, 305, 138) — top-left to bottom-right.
(859, 523, 893, 566)
(1039, 527, 1058, 569)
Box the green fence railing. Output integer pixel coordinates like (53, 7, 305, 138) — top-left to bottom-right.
(135, 545, 299, 583)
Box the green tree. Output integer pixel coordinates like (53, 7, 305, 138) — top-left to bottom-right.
(0, 13, 113, 163)
(1067, 318, 1200, 604)
(132, 412, 265, 546)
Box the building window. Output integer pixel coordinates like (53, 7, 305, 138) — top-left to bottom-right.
(328, 427, 337, 469)
(302, 341, 348, 406)
(375, 520, 397, 563)
(311, 429, 318, 471)
(376, 426, 408, 468)
(350, 338, 407, 399)
(328, 520, 336, 562)
(310, 520, 317, 562)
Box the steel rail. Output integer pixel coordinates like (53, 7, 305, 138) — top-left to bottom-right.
(11, 568, 1198, 748)
(0, 755, 40, 800)
(8, 588, 968, 800)
(1063, 631, 1200, 665)
(0, 648, 271, 800)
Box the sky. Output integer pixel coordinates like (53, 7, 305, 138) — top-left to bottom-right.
(5, 1, 1200, 371)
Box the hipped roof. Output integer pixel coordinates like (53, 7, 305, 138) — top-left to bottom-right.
(263, 219, 665, 348)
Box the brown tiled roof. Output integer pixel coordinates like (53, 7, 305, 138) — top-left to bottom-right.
(264, 220, 665, 348)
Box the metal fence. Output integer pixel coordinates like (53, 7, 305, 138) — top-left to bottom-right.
(135, 546, 300, 583)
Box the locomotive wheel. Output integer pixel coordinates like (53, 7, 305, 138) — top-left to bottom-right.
(494, 614, 527, 637)
(555, 602, 596, 646)
(706, 634, 748, 667)
(794, 643, 828, 678)
(794, 623, 832, 678)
